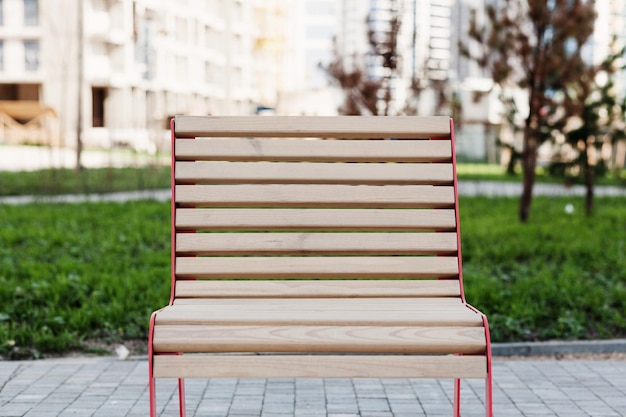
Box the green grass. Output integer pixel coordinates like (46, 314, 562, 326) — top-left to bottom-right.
(0, 201, 171, 359)
(0, 166, 171, 197)
(461, 196, 626, 342)
(0, 164, 624, 198)
(456, 163, 626, 186)
(0, 197, 625, 358)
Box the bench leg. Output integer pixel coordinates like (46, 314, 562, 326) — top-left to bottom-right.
(485, 366, 493, 417)
(454, 376, 492, 417)
(453, 378, 461, 417)
(149, 372, 157, 417)
(178, 378, 187, 417)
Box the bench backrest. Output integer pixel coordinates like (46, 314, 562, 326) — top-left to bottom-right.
(170, 116, 465, 303)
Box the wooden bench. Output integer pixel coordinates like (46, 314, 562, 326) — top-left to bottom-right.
(148, 115, 493, 417)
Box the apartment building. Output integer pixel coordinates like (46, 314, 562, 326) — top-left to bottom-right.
(0, 0, 291, 152)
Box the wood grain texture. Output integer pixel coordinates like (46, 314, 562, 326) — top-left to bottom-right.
(175, 208, 457, 231)
(175, 184, 455, 208)
(172, 297, 464, 307)
(175, 138, 452, 162)
(152, 325, 486, 354)
(176, 232, 457, 255)
(150, 116, 491, 386)
(174, 279, 461, 298)
(153, 354, 487, 378)
(154, 304, 483, 326)
(175, 161, 453, 185)
(175, 256, 459, 279)
(174, 115, 451, 138)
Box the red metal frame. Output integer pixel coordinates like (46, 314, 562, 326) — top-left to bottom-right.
(149, 118, 187, 417)
(169, 118, 177, 306)
(449, 118, 466, 303)
(449, 118, 493, 417)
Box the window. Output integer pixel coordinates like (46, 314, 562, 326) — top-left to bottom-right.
(24, 40, 39, 71)
(0, 0, 4, 25)
(92, 87, 107, 127)
(24, 0, 38, 26)
(24, 0, 38, 25)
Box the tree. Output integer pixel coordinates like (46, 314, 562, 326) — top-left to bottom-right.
(326, 4, 402, 116)
(552, 43, 626, 215)
(366, 9, 401, 116)
(325, 41, 382, 115)
(460, 0, 597, 222)
(326, 3, 454, 118)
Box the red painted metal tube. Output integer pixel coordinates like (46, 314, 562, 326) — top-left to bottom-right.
(449, 118, 466, 302)
(169, 118, 177, 306)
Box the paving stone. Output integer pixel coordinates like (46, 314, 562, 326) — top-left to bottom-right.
(2, 358, 626, 416)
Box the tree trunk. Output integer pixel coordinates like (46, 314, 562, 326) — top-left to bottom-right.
(75, 0, 84, 172)
(520, 138, 537, 222)
(583, 140, 594, 216)
(520, 116, 539, 223)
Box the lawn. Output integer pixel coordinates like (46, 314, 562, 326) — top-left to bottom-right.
(0, 165, 170, 197)
(0, 196, 625, 359)
(0, 164, 624, 198)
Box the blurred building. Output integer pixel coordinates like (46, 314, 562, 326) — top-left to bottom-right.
(2, 0, 623, 156)
(275, 0, 340, 115)
(0, 0, 289, 152)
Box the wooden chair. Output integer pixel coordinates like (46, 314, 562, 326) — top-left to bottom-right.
(148, 115, 493, 417)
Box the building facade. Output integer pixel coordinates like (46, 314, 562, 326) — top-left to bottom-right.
(0, 0, 293, 152)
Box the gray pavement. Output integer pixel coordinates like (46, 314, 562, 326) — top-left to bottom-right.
(1, 180, 625, 206)
(1, 356, 625, 417)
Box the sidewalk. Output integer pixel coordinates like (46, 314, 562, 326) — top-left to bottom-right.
(1, 356, 625, 417)
(1, 180, 625, 206)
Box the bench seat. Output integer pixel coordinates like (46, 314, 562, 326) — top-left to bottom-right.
(153, 297, 485, 355)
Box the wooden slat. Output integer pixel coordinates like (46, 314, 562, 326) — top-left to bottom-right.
(175, 185, 455, 208)
(175, 138, 452, 162)
(176, 161, 453, 185)
(153, 354, 487, 379)
(174, 280, 461, 298)
(175, 256, 459, 279)
(173, 297, 464, 307)
(152, 325, 486, 354)
(174, 115, 451, 139)
(154, 305, 483, 326)
(176, 208, 457, 231)
(176, 232, 457, 255)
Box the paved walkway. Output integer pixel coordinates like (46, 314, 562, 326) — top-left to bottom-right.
(1, 356, 625, 417)
(1, 180, 625, 206)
